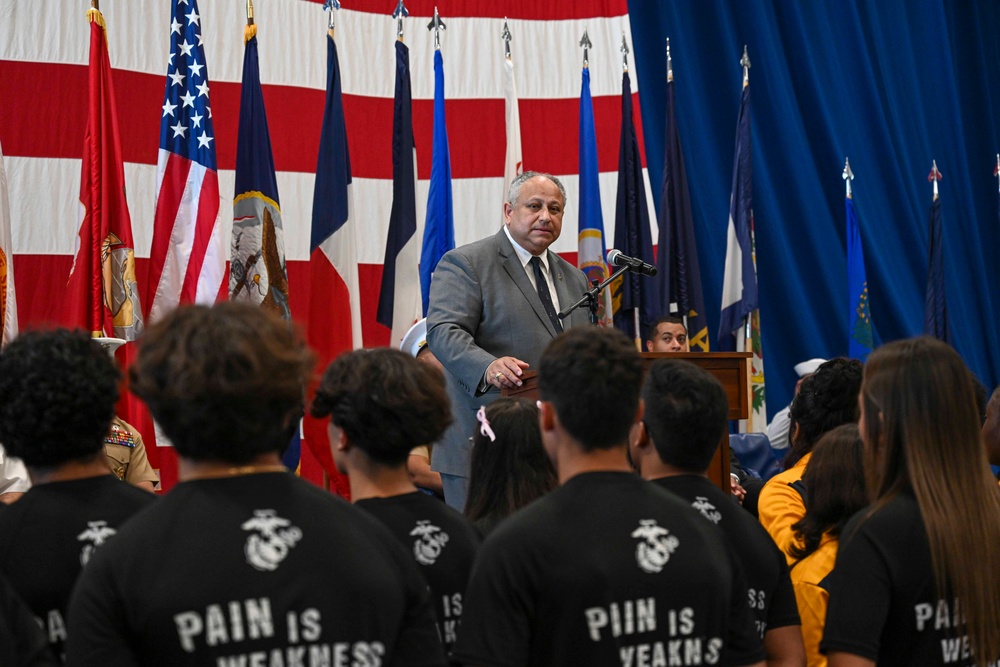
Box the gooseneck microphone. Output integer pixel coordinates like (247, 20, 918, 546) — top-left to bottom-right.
(606, 249, 657, 277)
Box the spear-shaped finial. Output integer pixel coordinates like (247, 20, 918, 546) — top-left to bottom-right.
(324, 0, 341, 36)
(666, 38, 673, 83)
(740, 45, 751, 87)
(928, 160, 943, 201)
(427, 7, 446, 49)
(580, 30, 592, 69)
(994, 153, 999, 193)
(393, 0, 408, 41)
(244, 0, 257, 43)
(843, 158, 855, 198)
(502, 18, 512, 59)
(620, 32, 630, 72)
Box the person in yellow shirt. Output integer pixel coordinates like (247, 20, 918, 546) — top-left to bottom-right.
(786, 424, 866, 667)
(757, 358, 862, 564)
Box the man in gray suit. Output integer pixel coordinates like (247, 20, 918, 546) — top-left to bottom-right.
(427, 172, 592, 510)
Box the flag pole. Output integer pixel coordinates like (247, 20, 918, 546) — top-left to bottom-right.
(843, 157, 854, 199)
(928, 159, 942, 201)
(666, 37, 683, 332)
(740, 45, 752, 347)
(393, 0, 408, 42)
(244, 0, 256, 43)
(994, 153, 1000, 193)
(324, 0, 341, 39)
(427, 6, 446, 50)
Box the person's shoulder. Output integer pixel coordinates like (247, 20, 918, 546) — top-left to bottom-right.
(446, 230, 504, 260)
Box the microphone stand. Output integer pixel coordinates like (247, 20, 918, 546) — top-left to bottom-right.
(559, 263, 632, 325)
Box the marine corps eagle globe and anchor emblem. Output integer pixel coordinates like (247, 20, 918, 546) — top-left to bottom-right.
(410, 520, 449, 566)
(631, 519, 680, 574)
(241, 509, 303, 572)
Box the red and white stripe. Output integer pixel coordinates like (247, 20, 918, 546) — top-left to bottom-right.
(147, 151, 225, 323)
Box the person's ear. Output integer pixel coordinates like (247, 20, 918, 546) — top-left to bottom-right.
(537, 400, 555, 433)
(503, 201, 513, 224)
(328, 422, 350, 452)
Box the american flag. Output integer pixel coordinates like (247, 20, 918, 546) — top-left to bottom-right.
(146, 0, 224, 324)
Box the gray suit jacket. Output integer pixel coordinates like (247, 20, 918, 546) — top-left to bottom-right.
(426, 228, 592, 478)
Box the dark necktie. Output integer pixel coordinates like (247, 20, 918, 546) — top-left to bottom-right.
(530, 256, 563, 333)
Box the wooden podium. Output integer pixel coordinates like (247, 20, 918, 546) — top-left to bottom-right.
(504, 352, 752, 491)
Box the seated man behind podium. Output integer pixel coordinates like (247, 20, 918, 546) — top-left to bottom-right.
(453, 326, 765, 667)
(645, 314, 690, 353)
(66, 303, 445, 666)
(427, 171, 591, 510)
(0, 329, 157, 661)
(630, 359, 805, 667)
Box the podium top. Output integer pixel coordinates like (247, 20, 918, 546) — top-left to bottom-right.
(505, 351, 752, 421)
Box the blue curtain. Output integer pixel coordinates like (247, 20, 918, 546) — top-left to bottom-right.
(629, 0, 1000, 412)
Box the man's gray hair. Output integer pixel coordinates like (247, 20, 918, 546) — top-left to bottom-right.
(507, 171, 567, 208)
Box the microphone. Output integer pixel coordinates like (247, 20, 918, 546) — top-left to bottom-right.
(607, 249, 657, 277)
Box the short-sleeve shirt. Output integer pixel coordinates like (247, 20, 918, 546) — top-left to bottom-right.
(452, 471, 764, 667)
(821, 493, 980, 666)
(104, 417, 159, 487)
(66, 472, 446, 667)
(0, 475, 156, 659)
(758, 452, 812, 564)
(654, 475, 800, 639)
(356, 492, 480, 653)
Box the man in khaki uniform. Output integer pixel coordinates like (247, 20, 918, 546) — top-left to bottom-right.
(96, 339, 157, 492)
(104, 416, 157, 491)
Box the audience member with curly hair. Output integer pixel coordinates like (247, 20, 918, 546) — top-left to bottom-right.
(787, 424, 866, 667)
(66, 303, 446, 666)
(312, 347, 479, 655)
(463, 397, 557, 537)
(0, 329, 156, 660)
(822, 337, 1000, 666)
(758, 358, 863, 563)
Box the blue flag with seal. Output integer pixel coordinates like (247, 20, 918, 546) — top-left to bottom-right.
(846, 195, 873, 359)
(658, 62, 709, 351)
(577, 64, 612, 326)
(420, 48, 455, 316)
(229, 26, 290, 322)
(611, 70, 659, 344)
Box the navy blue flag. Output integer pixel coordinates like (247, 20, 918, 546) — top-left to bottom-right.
(657, 74, 709, 351)
(718, 83, 757, 350)
(376, 40, 420, 345)
(923, 197, 950, 343)
(304, 31, 360, 494)
(612, 71, 659, 343)
(846, 196, 873, 359)
(419, 49, 455, 316)
(229, 31, 290, 321)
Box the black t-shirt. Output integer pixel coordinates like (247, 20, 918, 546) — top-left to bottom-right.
(356, 492, 481, 653)
(654, 475, 800, 639)
(452, 471, 764, 667)
(65, 472, 446, 667)
(0, 570, 58, 666)
(821, 492, 980, 666)
(0, 474, 156, 660)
